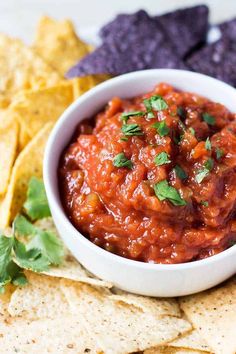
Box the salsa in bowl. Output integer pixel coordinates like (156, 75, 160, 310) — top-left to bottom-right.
(44, 69, 236, 296)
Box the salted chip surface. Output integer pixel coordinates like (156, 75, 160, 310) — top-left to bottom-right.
(156, 5, 209, 57)
(0, 122, 53, 228)
(67, 11, 186, 77)
(11, 82, 73, 138)
(180, 277, 236, 354)
(187, 38, 236, 87)
(61, 279, 191, 354)
(110, 288, 180, 318)
(0, 122, 18, 195)
(33, 16, 89, 75)
(0, 33, 60, 107)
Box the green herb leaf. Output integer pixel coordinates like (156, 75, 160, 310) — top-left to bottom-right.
(200, 201, 209, 207)
(121, 111, 144, 124)
(189, 127, 195, 136)
(153, 180, 187, 206)
(216, 147, 224, 160)
(152, 120, 170, 137)
(120, 137, 129, 142)
(154, 152, 171, 166)
(174, 165, 188, 180)
(113, 153, 133, 169)
(121, 124, 143, 136)
(202, 113, 216, 126)
(149, 95, 168, 111)
(177, 107, 186, 120)
(195, 158, 214, 184)
(205, 137, 211, 151)
(24, 177, 51, 221)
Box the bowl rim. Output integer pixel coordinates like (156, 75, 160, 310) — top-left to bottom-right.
(44, 68, 236, 271)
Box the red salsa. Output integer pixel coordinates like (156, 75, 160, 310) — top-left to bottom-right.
(59, 83, 236, 264)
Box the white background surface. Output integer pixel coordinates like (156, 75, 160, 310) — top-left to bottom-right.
(0, 0, 235, 44)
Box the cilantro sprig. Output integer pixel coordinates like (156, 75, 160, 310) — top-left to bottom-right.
(152, 120, 170, 137)
(195, 158, 214, 184)
(121, 124, 143, 136)
(121, 111, 144, 124)
(113, 152, 133, 169)
(154, 152, 171, 166)
(143, 95, 168, 118)
(0, 177, 64, 293)
(202, 113, 216, 126)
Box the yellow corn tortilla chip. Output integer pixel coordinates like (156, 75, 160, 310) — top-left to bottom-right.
(72, 75, 110, 100)
(109, 289, 180, 318)
(11, 82, 73, 138)
(61, 279, 192, 354)
(168, 329, 212, 352)
(180, 277, 236, 354)
(0, 122, 53, 228)
(0, 33, 61, 108)
(18, 126, 31, 152)
(0, 122, 18, 195)
(33, 16, 89, 76)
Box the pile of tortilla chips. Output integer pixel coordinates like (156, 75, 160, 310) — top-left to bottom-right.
(0, 15, 235, 354)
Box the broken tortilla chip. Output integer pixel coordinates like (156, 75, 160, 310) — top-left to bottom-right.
(180, 277, 236, 354)
(33, 16, 89, 76)
(0, 33, 61, 108)
(11, 83, 73, 138)
(168, 329, 212, 352)
(0, 122, 53, 228)
(0, 122, 18, 195)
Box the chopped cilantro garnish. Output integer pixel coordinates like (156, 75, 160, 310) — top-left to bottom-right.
(201, 201, 209, 207)
(121, 124, 143, 136)
(205, 137, 211, 151)
(144, 95, 168, 112)
(121, 111, 144, 123)
(174, 165, 188, 180)
(143, 98, 154, 118)
(0, 177, 64, 293)
(195, 158, 214, 184)
(152, 120, 170, 137)
(153, 180, 187, 206)
(113, 152, 133, 169)
(23, 177, 51, 220)
(202, 113, 216, 126)
(216, 147, 224, 160)
(154, 152, 171, 166)
(189, 127, 195, 136)
(120, 136, 129, 142)
(177, 106, 186, 120)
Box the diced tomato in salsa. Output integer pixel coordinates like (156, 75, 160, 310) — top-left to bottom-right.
(59, 83, 236, 264)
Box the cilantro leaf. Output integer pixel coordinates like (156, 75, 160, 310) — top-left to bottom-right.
(153, 180, 187, 206)
(24, 177, 51, 221)
(144, 95, 168, 112)
(121, 111, 144, 124)
(216, 147, 224, 160)
(121, 124, 143, 136)
(189, 127, 195, 136)
(174, 165, 188, 180)
(154, 152, 171, 166)
(205, 137, 211, 151)
(113, 153, 133, 169)
(143, 98, 155, 118)
(152, 120, 170, 137)
(202, 113, 216, 126)
(195, 158, 214, 184)
(0, 235, 13, 278)
(201, 201, 209, 207)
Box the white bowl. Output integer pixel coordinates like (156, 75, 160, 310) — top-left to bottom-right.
(44, 69, 236, 297)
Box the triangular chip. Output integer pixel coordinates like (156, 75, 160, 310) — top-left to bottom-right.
(0, 122, 53, 228)
(168, 329, 212, 352)
(11, 83, 73, 138)
(61, 279, 191, 354)
(33, 16, 89, 75)
(0, 122, 18, 195)
(180, 277, 236, 354)
(0, 33, 61, 107)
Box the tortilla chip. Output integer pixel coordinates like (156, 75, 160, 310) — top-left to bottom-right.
(11, 82, 73, 138)
(180, 277, 236, 354)
(0, 315, 100, 353)
(18, 126, 31, 152)
(0, 33, 61, 107)
(144, 346, 206, 354)
(109, 289, 180, 318)
(168, 329, 212, 352)
(0, 122, 18, 195)
(61, 279, 191, 354)
(0, 122, 53, 228)
(33, 16, 89, 76)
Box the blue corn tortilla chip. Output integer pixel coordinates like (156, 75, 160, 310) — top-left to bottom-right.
(187, 38, 236, 87)
(219, 17, 236, 41)
(67, 11, 186, 77)
(155, 5, 209, 58)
